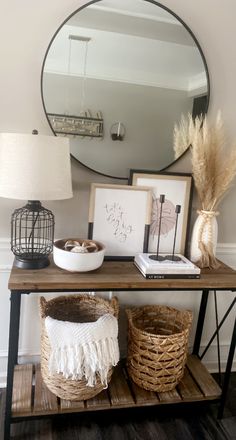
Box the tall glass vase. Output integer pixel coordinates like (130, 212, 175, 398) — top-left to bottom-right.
(190, 210, 219, 269)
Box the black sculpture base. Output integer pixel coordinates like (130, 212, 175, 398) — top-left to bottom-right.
(149, 254, 165, 261)
(165, 255, 182, 262)
(149, 254, 182, 262)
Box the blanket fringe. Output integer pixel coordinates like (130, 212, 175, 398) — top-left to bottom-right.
(48, 338, 119, 387)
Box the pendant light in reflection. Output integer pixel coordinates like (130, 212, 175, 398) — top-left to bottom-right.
(48, 35, 103, 138)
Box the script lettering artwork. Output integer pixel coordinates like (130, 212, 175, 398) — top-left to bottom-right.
(104, 203, 134, 242)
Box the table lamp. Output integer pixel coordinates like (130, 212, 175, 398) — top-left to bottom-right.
(0, 131, 73, 269)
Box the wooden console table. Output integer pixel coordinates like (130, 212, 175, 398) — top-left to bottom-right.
(4, 260, 236, 439)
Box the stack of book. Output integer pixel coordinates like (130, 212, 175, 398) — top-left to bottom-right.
(134, 253, 201, 279)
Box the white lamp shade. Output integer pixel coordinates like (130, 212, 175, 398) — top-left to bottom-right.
(0, 133, 73, 200)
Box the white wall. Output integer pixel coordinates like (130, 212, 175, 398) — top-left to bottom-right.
(0, 0, 236, 385)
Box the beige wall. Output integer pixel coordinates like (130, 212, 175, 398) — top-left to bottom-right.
(44, 72, 192, 176)
(0, 0, 235, 382)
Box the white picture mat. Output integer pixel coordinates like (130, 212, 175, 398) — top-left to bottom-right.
(91, 186, 151, 256)
(134, 175, 191, 254)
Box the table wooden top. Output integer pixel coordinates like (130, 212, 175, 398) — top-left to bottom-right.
(8, 259, 236, 292)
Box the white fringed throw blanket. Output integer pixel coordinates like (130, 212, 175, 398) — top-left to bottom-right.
(45, 314, 119, 387)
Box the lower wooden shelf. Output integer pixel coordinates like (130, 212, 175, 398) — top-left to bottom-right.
(11, 355, 221, 419)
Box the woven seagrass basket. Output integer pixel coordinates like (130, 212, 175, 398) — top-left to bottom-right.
(126, 305, 192, 392)
(40, 294, 119, 401)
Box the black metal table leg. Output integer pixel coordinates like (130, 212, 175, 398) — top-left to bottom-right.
(218, 316, 236, 418)
(4, 291, 22, 440)
(193, 289, 209, 355)
(200, 297, 236, 360)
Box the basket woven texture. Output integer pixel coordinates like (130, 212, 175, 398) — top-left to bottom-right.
(40, 294, 119, 401)
(126, 305, 193, 392)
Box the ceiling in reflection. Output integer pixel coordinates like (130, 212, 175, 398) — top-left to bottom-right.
(45, 1, 206, 93)
(42, 0, 209, 178)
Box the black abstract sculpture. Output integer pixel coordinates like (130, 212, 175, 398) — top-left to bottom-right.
(166, 204, 182, 261)
(149, 194, 165, 261)
(149, 197, 182, 262)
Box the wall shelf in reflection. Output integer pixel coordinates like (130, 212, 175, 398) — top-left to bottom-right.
(48, 112, 104, 138)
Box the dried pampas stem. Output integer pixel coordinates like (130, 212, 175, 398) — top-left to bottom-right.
(173, 111, 236, 268)
(173, 113, 195, 159)
(196, 210, 219, 269)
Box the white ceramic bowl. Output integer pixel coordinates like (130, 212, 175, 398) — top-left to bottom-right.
(53, 238, 105, 272)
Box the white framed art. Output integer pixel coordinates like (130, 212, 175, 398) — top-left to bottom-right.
(88, 183, 152, 259)
(130, 171, 193, 255)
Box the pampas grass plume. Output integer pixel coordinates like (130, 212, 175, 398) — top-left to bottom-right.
(174, 112, 236, 210)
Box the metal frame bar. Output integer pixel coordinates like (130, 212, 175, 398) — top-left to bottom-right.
(192, 289, 209, 355)
(218, 317, 236, 418)
(4, 286, 236, 438)
(4, 291, 22, 440)
(200, 297, 236, 359)
(214, 290, 222, 384)
(192, 289, 236, 419)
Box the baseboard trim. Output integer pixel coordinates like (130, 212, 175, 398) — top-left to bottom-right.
(0, 352, 41, 388)
(0, 350, 235, 388)
(0, 239, 235, 265)
(0, 238, 13, 270)
(0, 374, 7, 388)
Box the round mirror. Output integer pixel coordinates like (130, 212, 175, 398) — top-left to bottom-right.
(41, 0, 209, 179)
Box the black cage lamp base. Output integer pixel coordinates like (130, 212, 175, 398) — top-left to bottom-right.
(11, 200, 54, 270)
(14, 255, 50, 270)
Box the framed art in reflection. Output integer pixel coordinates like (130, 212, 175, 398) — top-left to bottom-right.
(129, 171, 193, 255)
(88, 183, 152, 260)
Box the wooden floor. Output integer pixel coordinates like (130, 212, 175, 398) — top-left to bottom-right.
(1, 362, 235, 440)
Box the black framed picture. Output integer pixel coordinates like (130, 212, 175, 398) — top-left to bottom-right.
(129, 170, 193, 255)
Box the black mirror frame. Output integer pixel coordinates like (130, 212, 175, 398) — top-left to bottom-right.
(40, 0, 210, 181)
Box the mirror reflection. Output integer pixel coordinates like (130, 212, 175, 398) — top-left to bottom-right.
(41, 0, 209, 179)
